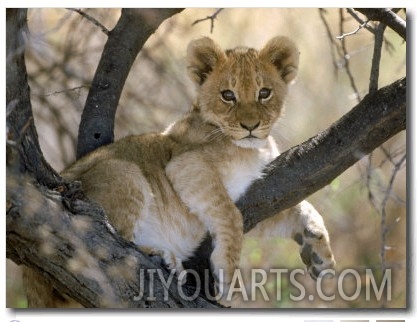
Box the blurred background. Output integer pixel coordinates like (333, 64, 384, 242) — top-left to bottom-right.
(6, 8, 406, 308)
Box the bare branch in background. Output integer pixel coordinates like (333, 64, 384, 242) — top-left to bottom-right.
(338, 9, 361, 102)
(67, 8, 110, 36)
(355, 8, 406, 41)
(364, 147, 406, 308)
(192, 8, 223, 33)
(34, 85, 90, 97)
(319, 7, 365, 96)
(369, 22, 386, 94)
(346, 8, 376, 34)
(345, 8, 396, 57)
(318, 9, 340, 76)
(336, 18, 369, 40)
(380, 153, 406, 262)
(364, 142, 406, 309)
(321, 8, 405, 101)
(344, 8, 398, 57)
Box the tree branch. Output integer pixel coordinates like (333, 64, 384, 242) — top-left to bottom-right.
(76, 8, 183, 159)
(355, 8, 406, 40)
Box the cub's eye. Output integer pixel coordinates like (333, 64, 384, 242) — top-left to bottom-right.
(221, 90, 236, 102)
(258, 88, 272, 100)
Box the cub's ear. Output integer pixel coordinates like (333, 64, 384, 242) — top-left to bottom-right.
(259, 36, 299, 84)
(186, 37, 226, 85)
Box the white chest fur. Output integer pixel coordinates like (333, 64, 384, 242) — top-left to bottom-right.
(222, 136, 280, 202)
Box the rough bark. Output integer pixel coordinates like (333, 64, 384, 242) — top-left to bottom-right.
(76, 8, 183, 159)
(6, 177, 219, 308)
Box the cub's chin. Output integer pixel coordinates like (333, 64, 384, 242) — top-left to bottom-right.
(232, 137, 268, 149)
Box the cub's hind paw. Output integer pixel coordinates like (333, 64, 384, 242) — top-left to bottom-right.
(294, 227, 336, 280)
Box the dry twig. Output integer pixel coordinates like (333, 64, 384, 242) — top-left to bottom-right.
(192, 9, 223, 33)
(336, 19, 370, 40)
(347, 8, 376, 34)
(318, 9, 340, 75)
(35, 85, 90, 97)
(338, 9, 362, 102)
(67, 8, 110, 35)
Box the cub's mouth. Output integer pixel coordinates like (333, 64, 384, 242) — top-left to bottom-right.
(236, 127, 269, 141)
(244, 133, 258, 139)
(220, 123, 270, 148)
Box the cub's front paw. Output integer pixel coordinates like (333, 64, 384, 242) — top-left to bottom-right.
(210, 248, 239, 302)
(294, 226, 335, 280)
(160, 250, 186, 285)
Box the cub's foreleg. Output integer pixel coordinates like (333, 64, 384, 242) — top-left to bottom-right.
(166, 152, 243, 299)
(246, 200, 335, 279)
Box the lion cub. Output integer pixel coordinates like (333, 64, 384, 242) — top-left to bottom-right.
(24, 36, 335, 307)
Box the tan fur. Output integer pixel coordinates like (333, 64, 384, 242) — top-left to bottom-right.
(23, 36, 335, 307)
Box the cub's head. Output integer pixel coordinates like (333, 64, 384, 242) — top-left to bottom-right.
(187, 36, 299, 149)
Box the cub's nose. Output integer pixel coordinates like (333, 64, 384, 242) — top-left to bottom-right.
(240, 121, 260, 132)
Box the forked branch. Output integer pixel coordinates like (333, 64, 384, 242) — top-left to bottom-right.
(192, 8, 223, 33)
(355, 8, 406, 40)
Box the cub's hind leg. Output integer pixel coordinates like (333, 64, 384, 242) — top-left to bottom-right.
(66, 159, 152, 241)
(246, 200, 335, 279)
